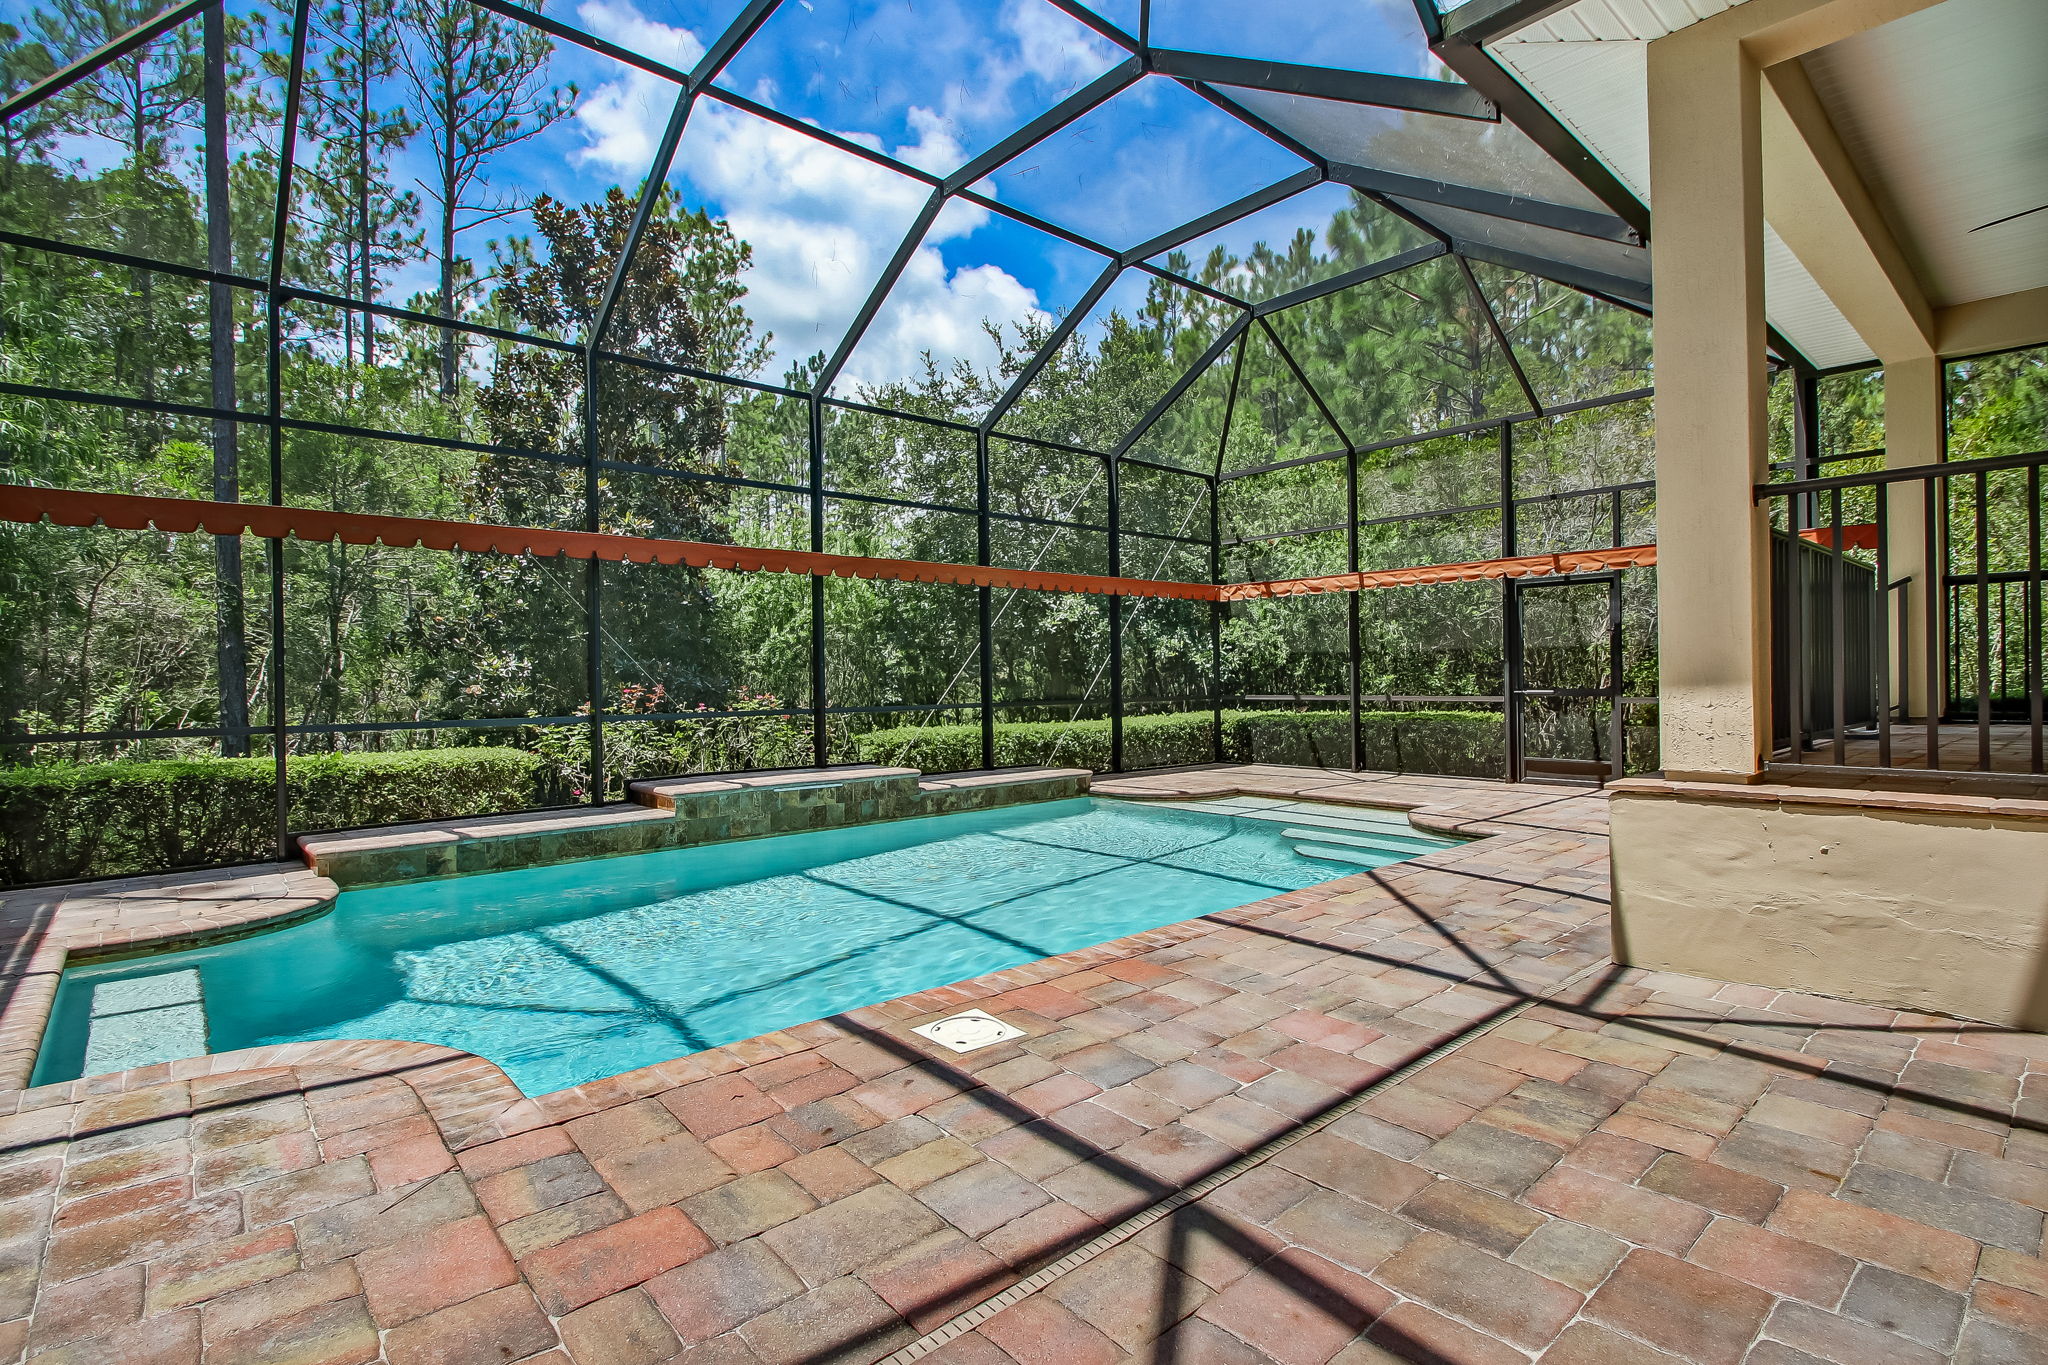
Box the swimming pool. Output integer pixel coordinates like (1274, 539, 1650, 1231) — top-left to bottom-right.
(36, 797, 1456, 1096)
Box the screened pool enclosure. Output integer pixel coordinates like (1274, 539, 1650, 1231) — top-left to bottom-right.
(0, 0, 1668, 886)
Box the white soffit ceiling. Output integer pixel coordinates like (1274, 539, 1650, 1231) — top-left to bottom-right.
(1490, 0, 1877, 368)
(1762, 223, 1877, 368)
(1506, 0, 1746, 44)
(1800, 0, 2048, 310)
(1490, 37, 1648, 203)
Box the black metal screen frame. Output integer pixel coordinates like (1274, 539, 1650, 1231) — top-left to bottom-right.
(0, 0, 1668, 886)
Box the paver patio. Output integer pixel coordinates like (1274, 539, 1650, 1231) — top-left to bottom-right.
(0, 765, 2040, 1364)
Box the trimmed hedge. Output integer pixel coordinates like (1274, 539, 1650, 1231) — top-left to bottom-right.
(853, 708, 1503, 779)
(0, 748, 546, 886)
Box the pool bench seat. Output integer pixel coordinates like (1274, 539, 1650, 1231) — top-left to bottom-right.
(300, 804, 676, 886)
(917, 767, 1093, 814)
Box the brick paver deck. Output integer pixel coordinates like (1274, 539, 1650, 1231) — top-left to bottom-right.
(0, 765, 2039, 1364)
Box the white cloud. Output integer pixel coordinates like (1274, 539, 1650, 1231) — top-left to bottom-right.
(667, 102, 930, 375)
(895, 0, 1124, 164)
(1002, 0, 1120, 90)
(896, 108, 969, 196)
(573, 72, 676, 172)
(670, 103, 1049, 388)
(835, 254, 1046, 395)
(577, 0, 704, 68)
(570, 1, 702, 172)
(563, 1, 1094, 383)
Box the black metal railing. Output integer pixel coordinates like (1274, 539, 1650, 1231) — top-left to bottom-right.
(1771, 528, 1879, 755)
(1948, 574, 2044, 722)
(1758, 447, 2046, 779)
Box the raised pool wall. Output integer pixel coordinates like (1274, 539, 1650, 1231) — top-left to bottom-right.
(300, 764, 1093, 888)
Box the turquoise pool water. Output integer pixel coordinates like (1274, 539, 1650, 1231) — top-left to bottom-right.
(36, 797, 1455, 1096)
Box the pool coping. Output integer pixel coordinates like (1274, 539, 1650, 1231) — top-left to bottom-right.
(0, 765, 1592, 1131)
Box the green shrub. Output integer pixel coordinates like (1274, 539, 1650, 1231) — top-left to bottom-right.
(1233, 710, 1505, 777)
(852, 709, 1503, 779)
(1220, 710, 1352, 768)
(852, 711, 1201, 772)
(1355, 710, 1505, 776)
(0, 748, 546, 886)
(289, 749, 549, 831)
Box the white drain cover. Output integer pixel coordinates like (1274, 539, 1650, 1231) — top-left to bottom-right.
(911, 1009, 1026, 1053)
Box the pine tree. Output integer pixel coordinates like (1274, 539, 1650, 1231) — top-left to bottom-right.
(30, 0, 205, 411)
(202, 3, 251, 752)
(301, 0, 419, 364)
(0, 24, 60, 199)
(393, 0, 572, 394)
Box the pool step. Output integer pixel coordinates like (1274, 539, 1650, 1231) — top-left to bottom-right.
(1129, 798, 1459, 863)
(83, 969, 209, 1075)
(1278, 825, 1449, 856)
(1292, 842, 1401, 868)
(1152, 800, 1429, 839)
(1232, 806, 1421, 835)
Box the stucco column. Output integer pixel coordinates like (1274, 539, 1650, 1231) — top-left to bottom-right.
(1647, 29, 1774, 780)
(1884, 356, 1944, 720)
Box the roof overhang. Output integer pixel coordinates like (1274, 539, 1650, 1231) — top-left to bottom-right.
(1430, 0, 2048, 369)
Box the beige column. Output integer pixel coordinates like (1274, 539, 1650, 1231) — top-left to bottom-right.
(1647, 28, 1774, 780)
(1884, 356, 1944, 720)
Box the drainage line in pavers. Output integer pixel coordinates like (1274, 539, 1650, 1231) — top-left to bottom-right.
(881, 956, 1621, 1364)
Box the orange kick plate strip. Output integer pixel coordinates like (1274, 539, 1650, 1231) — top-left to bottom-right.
(1219, 545, 1660, 599)
(0, 485, 1659, 600)
(1796, 524, 1879, 552)
(0, 485, 1211, 600)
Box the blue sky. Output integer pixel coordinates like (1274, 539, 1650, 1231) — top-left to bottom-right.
(18, 0, 1443, 389)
